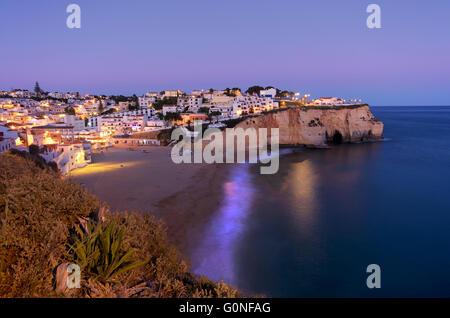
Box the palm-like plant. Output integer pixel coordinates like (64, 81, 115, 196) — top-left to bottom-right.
(68, 221, 147, 282)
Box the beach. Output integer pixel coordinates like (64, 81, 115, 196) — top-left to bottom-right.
(69, 146, 229, 255)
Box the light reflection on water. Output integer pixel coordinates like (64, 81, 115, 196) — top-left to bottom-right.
(282, 159, 319, 240)
(190, 165, 253, 286)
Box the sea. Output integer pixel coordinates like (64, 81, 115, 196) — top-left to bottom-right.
(190, 106, 450, 297)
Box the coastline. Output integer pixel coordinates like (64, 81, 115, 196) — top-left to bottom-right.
(68, 146, 230, 256)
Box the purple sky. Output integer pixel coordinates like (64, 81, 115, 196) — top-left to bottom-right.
(0, 0, 449, 105)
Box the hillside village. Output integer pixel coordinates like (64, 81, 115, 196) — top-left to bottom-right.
(0, 83, 363, 174)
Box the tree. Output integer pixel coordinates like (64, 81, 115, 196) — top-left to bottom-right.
(128, 103, 139, 111)
(110, 95, 129, 103)
(132, 94, 139, 110)
(64, 106, 76, 116)
(224, 88, 239, 97)
(164, 112, 182, 124)
(198, 106, 210, 114)
(98, 100, 105, 113)
(278, 90, 295, 98)
(153, 97, 178, 110)
(100, 108, 115, 115)
(210, 111, 221, 123)
(34, 82, 42, 94)
(245, 85, 264, 95)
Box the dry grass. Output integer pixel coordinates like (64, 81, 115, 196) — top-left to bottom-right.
(0, 153, 242, 298)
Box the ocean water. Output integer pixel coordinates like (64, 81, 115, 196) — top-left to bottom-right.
(191, 106, 450, 297)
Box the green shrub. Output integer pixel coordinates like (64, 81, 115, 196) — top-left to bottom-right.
(68, 221, 147, 282)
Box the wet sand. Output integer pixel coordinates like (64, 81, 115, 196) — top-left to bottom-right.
(69, 146, 230, 255)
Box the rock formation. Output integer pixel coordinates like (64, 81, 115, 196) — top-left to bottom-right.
(234, 104, 383, 147)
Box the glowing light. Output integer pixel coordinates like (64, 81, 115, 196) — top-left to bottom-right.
(68, 160, 147, 176)
(75, 150, 85, 163)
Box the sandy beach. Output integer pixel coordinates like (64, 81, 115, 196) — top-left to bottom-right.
(69, 146, 230, 255)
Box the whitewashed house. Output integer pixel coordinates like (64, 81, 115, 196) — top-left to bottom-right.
(312, 97, 346, 106)
(177, 96, 203, 111)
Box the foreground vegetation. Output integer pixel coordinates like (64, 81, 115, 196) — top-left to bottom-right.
(0, 153, 242, 298)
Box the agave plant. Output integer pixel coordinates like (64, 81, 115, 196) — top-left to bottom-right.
(68, 221, 147, 282)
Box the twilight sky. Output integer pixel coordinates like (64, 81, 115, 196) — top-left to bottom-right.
(0, 0, 449, 105)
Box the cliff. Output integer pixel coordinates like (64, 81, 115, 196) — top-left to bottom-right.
(235, 104, 384, 147)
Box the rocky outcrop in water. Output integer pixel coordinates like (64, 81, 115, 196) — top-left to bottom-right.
(235, 104, 384, 147)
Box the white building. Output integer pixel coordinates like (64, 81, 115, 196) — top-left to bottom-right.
(121, 108, 154, 117)
(190, 90, 204, 96)
(30, 124, 75, 146)
(98, 114, 147, 135)
(211, 95, 234, 105)
(232, 95, 276, 117)
(63, 115, 85, 132)
(259, 88, 277, 99)
(41, 142, 89, 175)
(0, 124, 20, 140)
(138, 96, 158, 109)
(210, 104, 234, 118)
(312, 97, 346, 106)
(11, 90, 35, 99)
(162, 90, 182, 98)
(48, 92, 68, 99)
(145, 92, 160, 98)
(88, 108, 154, 132)
(86, 117, 98, 130)
(0, 138, 13, 153)
(118, 101, 135, 112)
(202, 90, 226, 101)
(162, 105, 180, 116)
(146, 118, 165, 128)
(177, 96, 203, 111)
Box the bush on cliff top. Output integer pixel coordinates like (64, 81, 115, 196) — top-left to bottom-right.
(0, 153, 242, 298)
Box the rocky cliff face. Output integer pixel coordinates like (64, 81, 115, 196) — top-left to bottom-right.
(235, 104, 384, 147)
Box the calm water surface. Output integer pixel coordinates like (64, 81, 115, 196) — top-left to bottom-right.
(191, 106, 450, 297)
